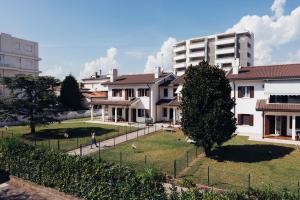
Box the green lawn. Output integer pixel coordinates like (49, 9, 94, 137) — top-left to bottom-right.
(0, 118, 138, 152)
(182, 136, 300, 191)
(91, 129, 201, 175)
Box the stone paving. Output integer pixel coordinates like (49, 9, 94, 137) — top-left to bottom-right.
(67, 123, 163, 156)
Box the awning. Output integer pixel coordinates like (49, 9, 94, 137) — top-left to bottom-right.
(265, 80, 300, 95)
(256, 99, 300, 112)
(175, 85, 183, 94)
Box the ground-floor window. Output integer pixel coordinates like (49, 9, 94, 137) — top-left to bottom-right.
(163, 108, 168, 117)
(289, 116, 300, 129)
(137, 109, 149, 117)
(238, 114, 253, 126)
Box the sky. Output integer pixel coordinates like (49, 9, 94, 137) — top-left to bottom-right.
(0, 0, 300, 80)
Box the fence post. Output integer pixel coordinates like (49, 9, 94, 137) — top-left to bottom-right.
(120, 152, 122, 166)
(173, 160, 177, 178)
(148, 126, 149, 134)
(208, 166, 210, 186)
(144, 127, 146, 135)
(118, 127, 120, 137)
(57, 140, 60, 150)
(80, 144, 82, 156)
(126, 130, 128, 141)
(248, 174, 251, 191)
(298, 181, 300, 200)
(145, 155, 147, 165)
(98, 141, 101, 160)
(195, 147, 198, 158)
(186, 152, 189, 167)
(77, 136, 79, 148)
(1, 131, 3, 138)
(155, 124, 157, 132)
(114, 134, 116, 147)
(48, 140, 50, 149)
(136, 129, 138, 139)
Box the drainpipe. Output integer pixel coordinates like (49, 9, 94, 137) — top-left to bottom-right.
(233, 80, 236, 117)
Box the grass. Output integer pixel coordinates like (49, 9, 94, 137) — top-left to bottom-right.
(0, 118, 138, 152)
(182, 136, 300, 191)
(91, 129, 201, 175)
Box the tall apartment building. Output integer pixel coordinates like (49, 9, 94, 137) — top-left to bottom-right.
(173, 31, 254, 76)
(0, 33, 40, 95)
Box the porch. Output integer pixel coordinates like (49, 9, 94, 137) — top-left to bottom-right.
(156, 99, 181, 125)
(264, 114, 300, 141)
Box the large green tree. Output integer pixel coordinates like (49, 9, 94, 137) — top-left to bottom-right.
(181, 61, 236, 156)
(60, 74, 83, 110)
(0, 75, 60, 134)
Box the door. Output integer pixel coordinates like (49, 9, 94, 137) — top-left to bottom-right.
(125, 108, 129, 121)
(169, 108, 174, 121)
(281, 116, 287, 136)
(132, 109, 136, 122)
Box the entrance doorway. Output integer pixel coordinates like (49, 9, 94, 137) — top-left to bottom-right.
(131, 109, 136, 122)
(169, 108, 174, 122)
(265, 115, 287, 136)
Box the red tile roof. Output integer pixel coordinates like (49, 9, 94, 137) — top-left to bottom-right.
(171, 75, 186, 85)
(156, 98, 180, 107)
(103, 73, 171, 85)
(256, 100, 300, 112)
(89, 98, 140, 106)
(228, 63, 300, 80)
(83, 91, 108, 98)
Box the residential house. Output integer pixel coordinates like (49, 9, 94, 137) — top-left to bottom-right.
(89, 67, 176, 123)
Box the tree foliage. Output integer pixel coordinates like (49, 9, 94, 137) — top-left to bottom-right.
(60, 74, 83, 110)
(181, 61, 236, 156)
(0, 75, 60, 133)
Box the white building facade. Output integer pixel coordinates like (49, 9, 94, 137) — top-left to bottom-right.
(89, 67, 177, 123)
(173, 31, 254, 76)
(228, 63, 300, 141)
(0, 33, 40, 96)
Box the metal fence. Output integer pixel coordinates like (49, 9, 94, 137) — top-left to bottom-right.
(183, 164, 300, 192)
(90, 142, 202, 177)
(0, 124, 141, 152)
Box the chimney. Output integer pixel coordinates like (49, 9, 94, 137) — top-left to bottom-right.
(154, 66, 161, 79)
(109, 68, 118, 82)
(232, 58, 240, 75)
(95, 72, 98, 78)
(99, 69, 102, 76)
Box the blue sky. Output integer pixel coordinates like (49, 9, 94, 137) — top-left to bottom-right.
(1, 0, 300, 80)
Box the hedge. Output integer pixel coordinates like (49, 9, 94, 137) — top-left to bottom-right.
(0, 139, 298, 200)
(0, 139, 167, 200)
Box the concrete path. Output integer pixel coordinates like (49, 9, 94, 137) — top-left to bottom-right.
(249, 136, 300, 145)
(67, 123, 163, 156)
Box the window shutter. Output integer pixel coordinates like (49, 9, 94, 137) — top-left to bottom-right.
(249, 115, 254, 126)
(250, 86, 254, 98)
(237, 114, 241, 125)
(238, 87, 242, 98)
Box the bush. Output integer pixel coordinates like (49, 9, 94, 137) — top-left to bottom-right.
(0, 139, 167, 200)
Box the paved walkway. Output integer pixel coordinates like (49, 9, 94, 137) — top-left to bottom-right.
(249, 136, 300, 145)
(67, 123, 163, 156)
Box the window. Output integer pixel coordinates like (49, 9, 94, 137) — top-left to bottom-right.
(24, 44, 32, 52)
(125, 88, 134, 100)
(163, 108, 168, 117)
(137, 109, 149, 117)
(138, 88, 149, 97)
(238, 114, 253, 126)
(238, 86, 254, 98)
(247, 53, 251, 58)
(163, 88, 168, 97)
(173, 88, 177, 97)
(112, 89, 122, 97)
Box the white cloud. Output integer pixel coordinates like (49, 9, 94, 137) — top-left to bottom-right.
(125, 51, 146, 59)
(79, 47, 119, 80)
(227, 0, 300, 65)
(42, 66, 64, 79)
(144, 37, 177, 73)
(271, 0, 287, 19)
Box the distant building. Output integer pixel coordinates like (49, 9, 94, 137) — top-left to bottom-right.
(0, 33, 40, 95)
(173, 31, 254, 76)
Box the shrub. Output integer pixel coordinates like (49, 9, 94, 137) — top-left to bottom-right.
(0, 139, 167, 200)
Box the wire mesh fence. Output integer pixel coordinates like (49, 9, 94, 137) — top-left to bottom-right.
(0, 124, 141, 152)
(92, 144, 202, 176)
(184, 164, 300, 192)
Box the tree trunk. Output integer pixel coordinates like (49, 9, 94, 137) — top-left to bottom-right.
(203, 145, 211, 157)
(30, 122, 36, 134)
